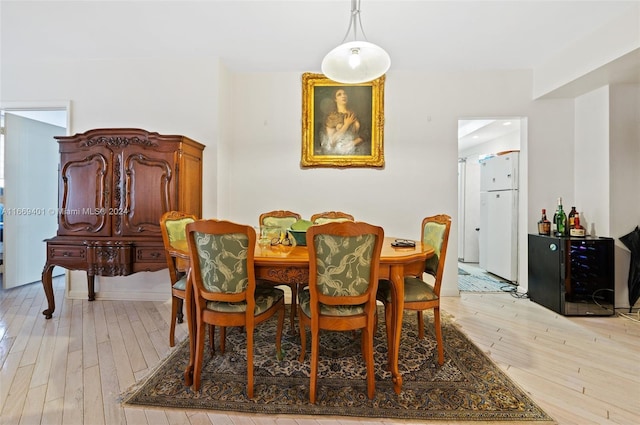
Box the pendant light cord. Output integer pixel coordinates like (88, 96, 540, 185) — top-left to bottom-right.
(340, 0, 369, 44)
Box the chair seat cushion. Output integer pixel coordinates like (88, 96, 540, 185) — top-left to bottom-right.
(298, 288, 365, 317)
(377, 277, 438, 303)
(206, 286, 284, 314)
(172, 275, 188, 291)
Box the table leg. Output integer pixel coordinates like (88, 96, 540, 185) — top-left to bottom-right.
(183, 270, 195, 386)
(41, 263, 56, 319)
(389, 264, 404, 394)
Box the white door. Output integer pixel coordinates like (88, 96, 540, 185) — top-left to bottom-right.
(3, 113, 63, 288)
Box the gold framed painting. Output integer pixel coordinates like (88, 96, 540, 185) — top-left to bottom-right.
(301, 73, 385, 168)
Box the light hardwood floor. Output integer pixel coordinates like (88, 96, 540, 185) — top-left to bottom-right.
(1, 277, 638, 425)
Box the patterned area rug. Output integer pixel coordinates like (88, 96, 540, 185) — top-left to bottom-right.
(122, 308, 552, 422)
(458, 267, 517, 292)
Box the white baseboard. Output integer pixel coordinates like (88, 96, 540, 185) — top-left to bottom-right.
(66, 288, 170, 302)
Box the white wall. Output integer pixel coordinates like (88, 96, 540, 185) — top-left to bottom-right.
(574, 83, 640, 309)
(575, 86, 610, 237)
(533, 4, 640, 98)
(610, 84, 640, 309)
(1, 57, 220, 301)
(221, 70, 574, 294)
(1, 59, 578, 299)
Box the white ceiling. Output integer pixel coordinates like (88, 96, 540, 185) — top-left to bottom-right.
(458, 119, 520, 152)
(2, 0, 638, 77)
(3, 1, 637, 150)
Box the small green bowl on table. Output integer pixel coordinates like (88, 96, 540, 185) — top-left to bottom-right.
(288, 219, 313, 246)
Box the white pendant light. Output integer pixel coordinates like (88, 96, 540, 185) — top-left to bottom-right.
(321, 0, 390, 84)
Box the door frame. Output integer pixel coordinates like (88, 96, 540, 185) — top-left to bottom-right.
(457, 116, 528, 286)
(0, 101, 70, 288)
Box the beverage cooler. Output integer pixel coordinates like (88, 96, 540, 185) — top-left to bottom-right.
(528, 234, 615, 316)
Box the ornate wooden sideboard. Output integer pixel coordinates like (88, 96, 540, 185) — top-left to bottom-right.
(41, 128, 204, 319)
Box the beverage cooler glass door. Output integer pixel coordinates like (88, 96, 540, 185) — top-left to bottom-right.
(565, 238, 615, 315)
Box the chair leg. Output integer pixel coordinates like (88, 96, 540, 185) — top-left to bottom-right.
(417, 310, 425, 339)
(364, 325, 376, 400)
(276, 301, 285, 360)
(170, 295, 180, 347)
(309, 325, 320, 403)
(298, 308, 307, 362)
(289, 283, 298, 333)
(246, 323, 255, 399)
(208, 324, 215, 354)
(220, 327, 227, 354)
(434, 307, 444, 365)
(193, 316, 207, 392)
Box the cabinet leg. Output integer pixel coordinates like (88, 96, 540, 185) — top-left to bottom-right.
(87, 274, 96, 301)
(41, 264, 56, 319)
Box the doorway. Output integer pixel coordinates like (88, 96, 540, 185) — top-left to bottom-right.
(0, 105, 68, 289)
(457, 117, 523, 292)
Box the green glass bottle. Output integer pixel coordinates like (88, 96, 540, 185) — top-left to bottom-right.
(554, 197, 567, 236)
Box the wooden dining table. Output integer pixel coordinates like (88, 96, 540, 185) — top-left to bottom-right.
(179, 235, 434, 395)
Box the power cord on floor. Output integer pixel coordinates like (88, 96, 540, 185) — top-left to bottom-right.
(500, 284, 529, 299)
(616, 309, 640, 323)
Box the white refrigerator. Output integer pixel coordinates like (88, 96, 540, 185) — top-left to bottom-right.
(479, 151, 519, 282)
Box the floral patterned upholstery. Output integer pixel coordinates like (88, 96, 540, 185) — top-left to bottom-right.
(193, 231, 284, 314)
(423, 221, 446, 276)
(376, 214, 451, 367)
(186, 219, 286, 397)
(160, 211, 198, 348)
(299, 233, 375, 317)
(378, 220, 447, 303)
(297, 221, 384, 403)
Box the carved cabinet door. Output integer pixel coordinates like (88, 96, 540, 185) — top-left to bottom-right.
(57, 146, 112, 237)
(118, 146, 178, 237)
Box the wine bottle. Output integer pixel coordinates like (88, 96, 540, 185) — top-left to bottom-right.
(554, 197, 567, 236)
(537, 209, 551, 236)
(568, 206, 577, 230)
(570, 211, 586, 237)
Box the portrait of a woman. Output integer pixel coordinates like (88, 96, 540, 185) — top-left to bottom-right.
(301, 73, 384, 168)
(315, 86, 372, 156)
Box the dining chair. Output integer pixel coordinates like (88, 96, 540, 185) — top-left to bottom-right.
(259, 210, 301, 229)
(160, 210, 198, 347)
(185, 219, 285, 397)
(377, 214, 451, 366)
(258, 210, 302, 332)
(310, 211, 355, 224)
(298, 220, 384, 403)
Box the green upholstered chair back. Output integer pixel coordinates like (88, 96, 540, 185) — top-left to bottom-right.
(421, 215, 451, 282)
(313, 217, 351, 225)
(262, 216, 298, 229)
(166, 217, 195, 246)
(313, 233, 376, 297)
(259, 210, 301, 232)
(310, 211, 354, 225)
(303, 221, 384, 317)
(192, 231, 250, 294)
